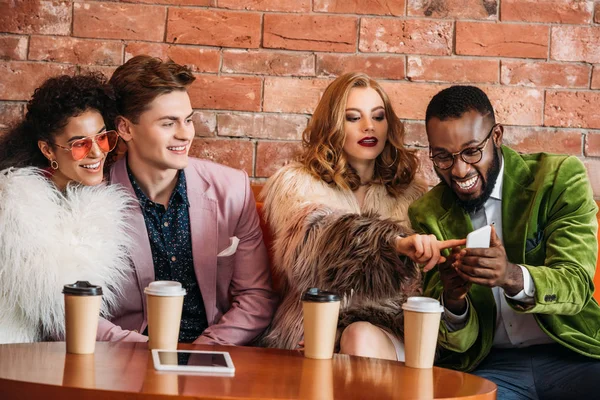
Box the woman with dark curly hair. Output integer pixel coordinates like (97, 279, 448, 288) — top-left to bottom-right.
(0, 73, 147, 343)
(260, 73, 464, 360)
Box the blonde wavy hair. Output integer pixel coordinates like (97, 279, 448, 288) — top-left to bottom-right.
(301, 72, 418, 197)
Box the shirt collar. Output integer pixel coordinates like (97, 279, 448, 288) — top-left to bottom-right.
(127, 166, 189, 208)
(489, 155, 504, 201)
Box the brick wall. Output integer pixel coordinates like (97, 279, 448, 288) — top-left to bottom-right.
(1, 0, 599, 198)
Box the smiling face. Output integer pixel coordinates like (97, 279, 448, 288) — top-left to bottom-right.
(426, 109, 503, 213)
(342, 87, 389, 168)
(39, 109, 109, 189)
(120, 90, 195, 174)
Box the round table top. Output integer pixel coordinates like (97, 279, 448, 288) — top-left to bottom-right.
(0, 342, 496, 400)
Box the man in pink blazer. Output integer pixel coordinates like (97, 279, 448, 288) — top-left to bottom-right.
(98, 55, 277, 345)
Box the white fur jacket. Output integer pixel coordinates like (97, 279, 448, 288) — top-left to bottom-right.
(260, 163, 427, 350)
(0, 167, 134, 343)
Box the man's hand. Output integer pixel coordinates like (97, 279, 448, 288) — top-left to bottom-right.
(440, 245, 471, 314)
(454, 225, 524, 296)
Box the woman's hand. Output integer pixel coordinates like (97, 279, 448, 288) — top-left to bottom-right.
(395, 234, 466, 272)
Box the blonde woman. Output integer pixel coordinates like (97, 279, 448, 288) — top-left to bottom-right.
(260, 72, 463, 361)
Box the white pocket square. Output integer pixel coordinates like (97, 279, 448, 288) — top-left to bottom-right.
(217, 236, 239, 257)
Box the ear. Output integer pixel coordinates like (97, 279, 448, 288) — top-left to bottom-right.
(493, 124, 504, 147)
(37, 140, 55, 162)
(115, 116, 134, 142)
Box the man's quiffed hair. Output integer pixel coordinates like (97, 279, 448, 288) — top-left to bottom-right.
(425, 85, 495, 124)
(109, 55, 195, 123)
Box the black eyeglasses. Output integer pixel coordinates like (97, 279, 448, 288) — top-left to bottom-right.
(429, 124, 498, 170)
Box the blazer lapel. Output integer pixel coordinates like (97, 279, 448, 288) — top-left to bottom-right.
(438, 188, 473, 241)
(500, 146, 536, 264)
(110, 158, 155, 323)
(185, 163, 219, 325)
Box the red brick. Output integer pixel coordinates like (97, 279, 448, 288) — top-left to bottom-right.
(501, 0, 592, 24)
(316, 54, 405, 80)
(0, 36, 27, 61)
(29, 36, 123, 66)
(168, 9, 261, 49)
(583, 159, 600, 199)
(123, 0, 212, 5)
(585, 132, 600, 157)
(414, 148, 440, 188)
(256, 141, 303, 177)
(403, 121, 427, 147)
(189, 138, 253, 174)
(125, 43, 220, 73)
(407, 57, 498, 84)
(78, 65, 117, 78)
(360, 19, 453, 56)
(503, 126, 582, 155)
(193, 111, 216, 138)
(1, 1, 71, 35)
(385, 83, 543, 125)
(218, 0, 310, 12)
(263, 78, 331, 114)
(596, 2, 600, 23)
(0, 102, 25, 133)
(187, 75, 262, 112)
(456, 22, 548, 59)
(0, 62, 76, 101)
(380, 82, 445, 120)
(483, 86, 544, 126)
(222, 50, 314, 76)
(551, 26, 600, 63)
(315, 0, 404, 16)
(218, 113, 308, 140)
(592, 65, 600, 89)
(408, 0, 497, 19)
(263, 14, 357, 53)
(501, 61, 590, 88)
(73, 2, 166, 41)
(545, 91, 600, 129)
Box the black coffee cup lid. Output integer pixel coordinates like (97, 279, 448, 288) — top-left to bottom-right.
(62, 281, 103, 296)
(301, 288, 340, 302)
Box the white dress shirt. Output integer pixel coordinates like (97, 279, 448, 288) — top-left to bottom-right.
(443, 157, 554, 348)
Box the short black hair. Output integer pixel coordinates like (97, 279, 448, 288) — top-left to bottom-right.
(0, 73, 115, 170)
(425, 85, 495, 124)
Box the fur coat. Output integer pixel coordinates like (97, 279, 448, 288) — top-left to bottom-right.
(260, 163, 427, 350)
(0, 167, 134, 343)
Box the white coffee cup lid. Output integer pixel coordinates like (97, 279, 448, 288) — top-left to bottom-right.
(144, 281, 186, 297)
(402, 296, 443, 313)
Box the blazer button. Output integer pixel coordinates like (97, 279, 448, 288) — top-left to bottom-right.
(551, 294, 557, 301)
(544, 295, 553, 302)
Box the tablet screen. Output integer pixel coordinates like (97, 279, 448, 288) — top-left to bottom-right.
(157, 351, 229, 367)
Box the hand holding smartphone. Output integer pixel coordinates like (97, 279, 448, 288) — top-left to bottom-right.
(466, 225, 492, 249)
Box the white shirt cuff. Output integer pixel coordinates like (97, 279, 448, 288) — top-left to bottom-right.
(441, 294, 469, 332)
(504, 265, 536, 304)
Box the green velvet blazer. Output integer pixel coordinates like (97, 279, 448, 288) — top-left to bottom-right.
(408, 146, 600, 372)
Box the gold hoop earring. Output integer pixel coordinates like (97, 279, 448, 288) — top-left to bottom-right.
(376, 146, 398, 168)
(50, 160, 59, 170)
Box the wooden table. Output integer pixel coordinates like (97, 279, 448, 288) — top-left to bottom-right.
(0, 342, 496, 399)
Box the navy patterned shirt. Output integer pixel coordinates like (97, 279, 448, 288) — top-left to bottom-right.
(128, 167, 208, 342)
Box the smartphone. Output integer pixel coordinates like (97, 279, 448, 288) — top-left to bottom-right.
(466, 225, 492, 249)
(151, 349, 235, 375)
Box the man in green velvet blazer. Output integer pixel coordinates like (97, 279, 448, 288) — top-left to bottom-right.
(408, 86, 600, 399)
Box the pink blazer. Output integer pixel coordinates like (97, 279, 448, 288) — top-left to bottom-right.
(98, 157, 277, 345)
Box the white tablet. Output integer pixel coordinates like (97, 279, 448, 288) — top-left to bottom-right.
(151, 349, 235, 375)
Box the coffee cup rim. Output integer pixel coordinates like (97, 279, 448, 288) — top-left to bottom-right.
(402, 296, 443, 313)
(301, 287, 340, 303)
(144, 281, 187, 297)
(63, 281, 103, 296)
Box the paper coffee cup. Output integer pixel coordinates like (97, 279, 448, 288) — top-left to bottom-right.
(144, 281, 186, 350)
(402, 296, 443, 369)
(63, 281, 103, 355)
(302, 288, 340, 360)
